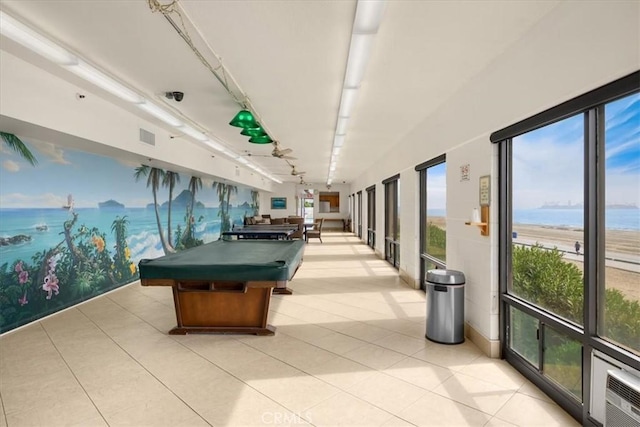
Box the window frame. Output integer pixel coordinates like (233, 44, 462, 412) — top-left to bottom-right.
(495, 71, 640, 424)
(383, 174, 400, 269)
(366, 185, 376, 249)
(416, 154, 447, 290)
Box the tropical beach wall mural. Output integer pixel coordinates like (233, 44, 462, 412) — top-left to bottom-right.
(0, 134, 259, 333)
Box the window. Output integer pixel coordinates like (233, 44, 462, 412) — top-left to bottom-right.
(495, 72, 639, 423)
(417, 155, 446, 290)
(511, 114, 585, 326)
(602, 94, 640, 354)
(357, 191, 362, 238)
(366, 185, 376, 249)
(384, 174, 400, 268)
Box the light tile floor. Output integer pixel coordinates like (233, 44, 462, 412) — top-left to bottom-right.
(0, 232, 580, 426)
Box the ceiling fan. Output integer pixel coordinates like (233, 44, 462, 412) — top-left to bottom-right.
(290, 165, 306, 176)
(271, 143, 296, 160)
(242, 145, 296, 160)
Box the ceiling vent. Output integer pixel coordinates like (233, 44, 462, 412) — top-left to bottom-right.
(139, 128, 155, 146)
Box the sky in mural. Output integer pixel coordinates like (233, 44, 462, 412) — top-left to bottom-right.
(0, 138, 253, 209)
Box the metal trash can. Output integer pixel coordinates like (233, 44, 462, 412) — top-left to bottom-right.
(426, 269, 465, 344)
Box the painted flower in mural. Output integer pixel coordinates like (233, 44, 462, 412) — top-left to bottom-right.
(42, 274, 60, 300)
(18, 292, 28, 306)
(129, 263, 136, 275)
(42, 256, 60, 300)
(92, 236, 105, 253)
(14, 261, 29, 285)
(124, 247, 131, 260)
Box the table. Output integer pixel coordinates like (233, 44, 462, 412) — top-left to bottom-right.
(222, 226, 296, 240)
(138, 239, 305, 335)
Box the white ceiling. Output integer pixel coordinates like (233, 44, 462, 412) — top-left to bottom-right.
(0, 0, 559, 185)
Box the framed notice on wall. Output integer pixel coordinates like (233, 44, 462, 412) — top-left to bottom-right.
(479, 175, 490, 206)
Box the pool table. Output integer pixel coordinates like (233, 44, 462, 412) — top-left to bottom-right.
(138, 239, 305, 335)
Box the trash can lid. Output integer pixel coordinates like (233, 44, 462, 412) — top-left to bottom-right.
(426, 269, 465, 285)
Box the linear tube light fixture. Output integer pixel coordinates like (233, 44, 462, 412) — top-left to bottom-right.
(353, 0, 386, 34)
(137, 102, 183, 127)
(0, 11, 77, 65)
(0, 11, 282, 184)
(336, 117, 349, 135)
(177, 125, 208, 141)
(343, 34, 374, 88)
(327, 0, 385, 185)
(338, 88, 359, 118)
(66, 61, 144, 103)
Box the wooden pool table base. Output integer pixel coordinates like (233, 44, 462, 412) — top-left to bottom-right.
(140, 278, 282, 335)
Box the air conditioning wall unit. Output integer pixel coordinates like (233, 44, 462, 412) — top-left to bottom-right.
(605, 369, 640, 426)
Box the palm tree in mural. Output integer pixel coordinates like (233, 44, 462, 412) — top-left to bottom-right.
(185, 176, 203, 241)
(111, 215, 133, 280)
(213, 181, 237, 233)
(1, 132, 38, 166)
(225, 184, 238, 229)
(162, 171, 180, 249)
(134, 165, 173, 254)
(250, 190, 260, 216)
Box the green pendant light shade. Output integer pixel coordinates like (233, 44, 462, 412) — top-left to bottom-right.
(229, 109, 258, 128)
(240, 126, 267, 137)
(249, 135, 273, 144)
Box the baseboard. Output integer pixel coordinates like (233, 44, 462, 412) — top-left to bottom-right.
(399, 268, 420, 289)
(465, 323, 501, 358)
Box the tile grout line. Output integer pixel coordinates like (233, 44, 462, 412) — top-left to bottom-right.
(70, 304, 214, 427)
(0, 389, 7, 427)
(38, 320, 111, 427)
(102, 294, 317, 426)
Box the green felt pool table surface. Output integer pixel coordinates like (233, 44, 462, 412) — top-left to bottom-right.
(138, 239, 306, 282)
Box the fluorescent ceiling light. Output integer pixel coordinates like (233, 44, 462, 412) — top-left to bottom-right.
(67, 60, 144, 103)
(330, 162, 337, 171)
(202, 139, 224, 151)
(344, 34, 374, 88)
(336, 117, 349, 135)
(353, 0, 386, 34)
(334, 135, 345, 148)
(332, 147, 341, 156)
(0, 11, 77, 65)
(138, 102, 183, 127)
(177, 125, 208, 141)
(339, 88, 358, 118)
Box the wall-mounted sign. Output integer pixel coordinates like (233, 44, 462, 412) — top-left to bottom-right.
(460, 164, 470, 181)
(479, 175, 491, 206)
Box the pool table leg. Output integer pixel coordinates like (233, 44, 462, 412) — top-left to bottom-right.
(273, 280, 293, 295)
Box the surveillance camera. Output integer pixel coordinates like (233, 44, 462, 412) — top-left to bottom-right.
(165, 91, 184, 102)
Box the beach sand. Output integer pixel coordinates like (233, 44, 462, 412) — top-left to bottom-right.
(514, 223, 639, 302)
(425, 217, 639, 302)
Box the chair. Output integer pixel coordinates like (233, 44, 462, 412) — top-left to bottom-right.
(271, 217, 285, 224)
(305, 218, 324, 243)
(286, 217, 304, 239)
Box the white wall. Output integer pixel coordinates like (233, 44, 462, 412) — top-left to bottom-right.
(259, 182, 300, 218)
(0, 52, 275, 192)
(350, 1, 639, 344)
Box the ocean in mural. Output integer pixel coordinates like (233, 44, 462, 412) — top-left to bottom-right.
(0, 135, 258, 333)
(0, 206, 255, 267)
